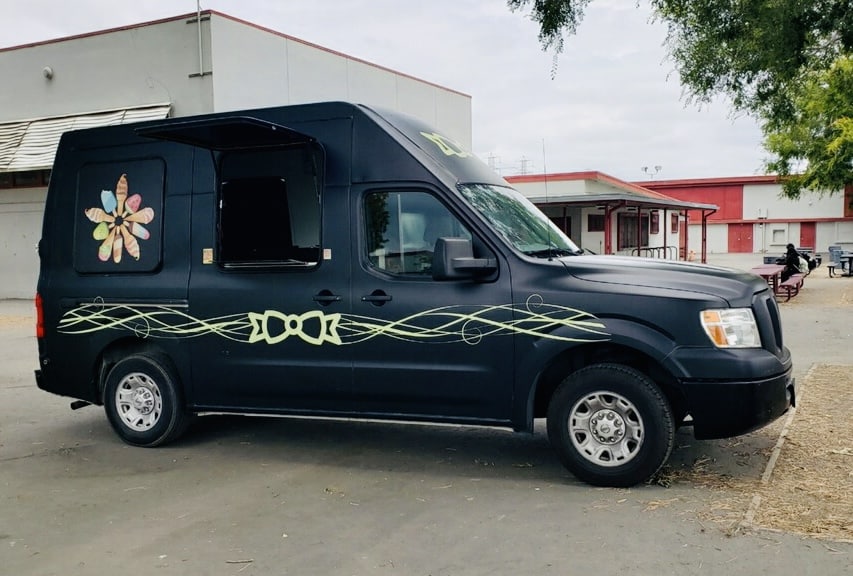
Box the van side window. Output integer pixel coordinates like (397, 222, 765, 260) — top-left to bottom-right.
(218, 147, 322, 268)
(73, 159, 164, 274)
(364, 191, 471, 276)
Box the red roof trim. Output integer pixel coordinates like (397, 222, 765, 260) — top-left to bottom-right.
(505, 172, 781, 189)
(505, 170, 676, 200)
(505, 171, 598, 184)
(634, 175, 779, 188)
(0, 10, 470, 98)
(0, 12, 197, 52)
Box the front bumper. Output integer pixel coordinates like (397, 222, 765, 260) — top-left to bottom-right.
(681, 370, 795, 439)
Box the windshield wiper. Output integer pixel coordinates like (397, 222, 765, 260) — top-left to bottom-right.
(523, 248, 578, 258)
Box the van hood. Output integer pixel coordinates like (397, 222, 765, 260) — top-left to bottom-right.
(560, 255, 767, 304)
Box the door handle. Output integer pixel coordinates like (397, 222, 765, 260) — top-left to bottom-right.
(361, 290, 392, 305)
(313, 290, 342, 306)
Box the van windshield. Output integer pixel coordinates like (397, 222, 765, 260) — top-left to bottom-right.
(458, 183, 581, 257)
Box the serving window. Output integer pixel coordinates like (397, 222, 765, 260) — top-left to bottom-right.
(217, 147, 322, 268)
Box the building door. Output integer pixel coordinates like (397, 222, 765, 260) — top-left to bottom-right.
(799, 222, 816, 250)
(617, 212, 649, 251)
(727, 223, 753, 253)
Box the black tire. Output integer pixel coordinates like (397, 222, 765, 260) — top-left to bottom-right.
(547, 363, 674, 487)
(103, 353, 189, 447)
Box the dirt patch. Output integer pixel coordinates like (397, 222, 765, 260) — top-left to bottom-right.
(776, 271, 851, 307)
(649, 364, 852, 542)
(0, 315, 32, 329)
(750, 364, 853, 541)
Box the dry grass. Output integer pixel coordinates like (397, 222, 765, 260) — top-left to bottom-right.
(750, 365, 853, 541)
(648, 365, 852, 542)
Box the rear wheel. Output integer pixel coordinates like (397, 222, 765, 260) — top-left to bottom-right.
(103, 353, 189, 447)
(547, 363, 674, 487)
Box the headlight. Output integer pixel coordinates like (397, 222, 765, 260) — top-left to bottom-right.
(700, 308, 761, 348)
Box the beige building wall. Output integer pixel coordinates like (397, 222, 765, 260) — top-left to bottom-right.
(0, 187, 45, 298)
(209, 15, 471, 148)
(0, 16, 214, 122)
(0, 11, 473, 299)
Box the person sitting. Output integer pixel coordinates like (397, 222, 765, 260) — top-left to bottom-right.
(781, 243, 801, 282)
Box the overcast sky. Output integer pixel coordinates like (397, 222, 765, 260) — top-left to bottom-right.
(0, 0, 769, 182)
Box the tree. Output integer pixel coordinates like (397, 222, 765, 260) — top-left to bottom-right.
(508, 0, 853, 197)
(507, 0, 591, 54)
(764, 57, 853, 197)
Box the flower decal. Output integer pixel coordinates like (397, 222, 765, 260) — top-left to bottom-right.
(84, 174, 155, 263)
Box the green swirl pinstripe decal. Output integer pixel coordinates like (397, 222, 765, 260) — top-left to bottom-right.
(57, 295, 609, 345)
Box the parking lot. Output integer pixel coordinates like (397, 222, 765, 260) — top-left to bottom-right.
(2, 254, 851, 575)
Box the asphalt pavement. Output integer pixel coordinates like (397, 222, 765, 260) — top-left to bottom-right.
(1, 253, 851, 575)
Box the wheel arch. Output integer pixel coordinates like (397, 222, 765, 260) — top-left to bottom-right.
(95, 337, 181, 404)
(529, 341, 687, 430)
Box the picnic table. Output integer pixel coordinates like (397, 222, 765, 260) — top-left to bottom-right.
(750, 264, 784, 293)
(750, 263, 804, 300)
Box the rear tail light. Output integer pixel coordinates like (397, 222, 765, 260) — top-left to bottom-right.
(35, 292, 45, 338)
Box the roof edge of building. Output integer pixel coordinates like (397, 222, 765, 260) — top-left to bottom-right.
(0, 9, 471, 100)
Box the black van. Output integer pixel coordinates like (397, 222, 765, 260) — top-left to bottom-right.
(35, 102, 795, 487)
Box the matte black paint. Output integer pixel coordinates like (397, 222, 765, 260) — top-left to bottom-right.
(35, 101, 793, 444)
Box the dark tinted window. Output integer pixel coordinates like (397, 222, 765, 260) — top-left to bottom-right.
(74, 159, 164, 274)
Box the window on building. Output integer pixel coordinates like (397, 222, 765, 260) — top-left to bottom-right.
(0, 169, 50, 189)
(588, 213, 605, 232)
(549, 214, 571, 237)
(671, 213, 679, 234)
(650, 210, 660, 234)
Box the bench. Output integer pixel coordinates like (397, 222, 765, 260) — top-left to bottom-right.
(776, 274, 804, 301)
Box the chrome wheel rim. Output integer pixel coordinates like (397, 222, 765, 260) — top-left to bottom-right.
(115, 372, 163, 432)
(569, 391, 644, 467)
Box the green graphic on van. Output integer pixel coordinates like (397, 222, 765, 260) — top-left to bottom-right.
(83, 174, 155, 263)
(419, 131, 472, 159)
(57, 296, 609, 345)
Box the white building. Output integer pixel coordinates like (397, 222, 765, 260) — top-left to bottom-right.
(507, 172, 853, 262)
(0, 10, 472, 298)
(507, 171, 717, 261)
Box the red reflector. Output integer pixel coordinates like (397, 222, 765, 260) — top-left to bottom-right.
(35, 292, 45, 339)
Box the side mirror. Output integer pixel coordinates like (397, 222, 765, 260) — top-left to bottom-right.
(432, 237, 497, 280)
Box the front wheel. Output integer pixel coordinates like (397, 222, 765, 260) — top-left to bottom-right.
(103, 353, 189, 447)
(547, 363, 674, 487)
